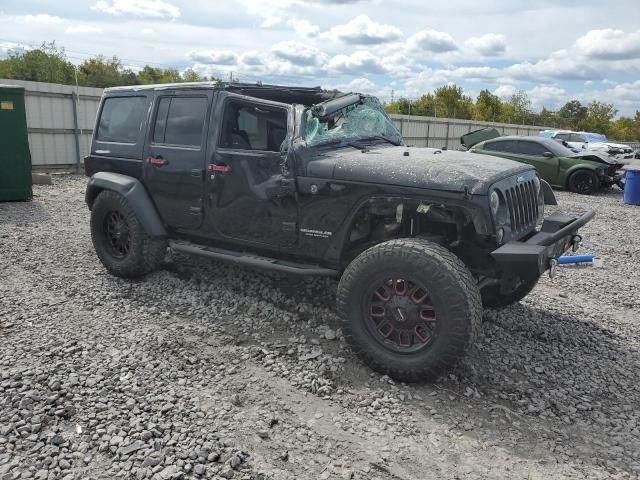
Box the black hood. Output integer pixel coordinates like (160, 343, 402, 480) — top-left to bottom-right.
(306, 146, 533, 195)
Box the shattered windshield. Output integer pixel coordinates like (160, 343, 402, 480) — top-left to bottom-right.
(304, 97, 402, 147)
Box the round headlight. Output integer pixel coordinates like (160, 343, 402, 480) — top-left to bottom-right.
(490, 190, 500, 216)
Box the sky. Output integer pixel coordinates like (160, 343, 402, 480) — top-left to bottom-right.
(1, 0, 640, 115)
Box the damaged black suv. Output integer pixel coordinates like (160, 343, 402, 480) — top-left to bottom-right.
(85, 82, 594, 382)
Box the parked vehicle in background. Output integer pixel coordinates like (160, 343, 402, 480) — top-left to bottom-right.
(539, 130, 634, 158)
(84, 83, 594, 382)
(464, 129, 624, 194)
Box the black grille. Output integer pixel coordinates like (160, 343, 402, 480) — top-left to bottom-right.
(503, 180, 539, 235)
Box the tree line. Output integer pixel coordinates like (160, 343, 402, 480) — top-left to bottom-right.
(1, 42, 638, 142)
(385, 85, 640, 142)
(0, 42, 215, 89)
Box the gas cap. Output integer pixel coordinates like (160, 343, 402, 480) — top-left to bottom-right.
(310, 184, 318, 194)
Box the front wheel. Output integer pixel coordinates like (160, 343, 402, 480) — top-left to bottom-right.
(568, 170, 600, 195)
(337, 239, 481, 382)
(90, 190, 166, 278)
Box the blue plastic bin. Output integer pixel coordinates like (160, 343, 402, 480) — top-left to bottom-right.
(624, 169, 640, 206)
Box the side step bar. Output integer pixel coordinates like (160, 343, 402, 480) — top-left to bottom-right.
(169, 241, 339, 277)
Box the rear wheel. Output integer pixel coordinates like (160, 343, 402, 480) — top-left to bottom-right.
(568, 170, 600, 195)
(337, 239, 481, 382)
(90, 190, 166, 278)
(481, 278, 539, 309)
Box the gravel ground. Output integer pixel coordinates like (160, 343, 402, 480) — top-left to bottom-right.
(1, 175, 639, 480)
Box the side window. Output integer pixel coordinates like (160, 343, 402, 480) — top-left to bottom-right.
(555, 133, 569, 141)
(152, 96, 208, 147)
(219, 100, 288, 151)
(513, 141, 548, 156)
(483, 141, 505, 152)
(569, 133, 586, 143)
(97, 96, 146, 143)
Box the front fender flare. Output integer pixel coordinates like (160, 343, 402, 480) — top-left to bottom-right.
(540, 179, 557, 206)
(86, 172, 167, 237)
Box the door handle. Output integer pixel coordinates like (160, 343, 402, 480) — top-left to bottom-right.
(207, 164, 231, 174)
(146, 156, 168, 167)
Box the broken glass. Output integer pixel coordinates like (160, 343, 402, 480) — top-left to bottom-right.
(304, 97, 401, 147)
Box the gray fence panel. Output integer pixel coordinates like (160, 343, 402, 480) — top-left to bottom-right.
(0, 78, 103, 171)
(388, 113, 556, 149)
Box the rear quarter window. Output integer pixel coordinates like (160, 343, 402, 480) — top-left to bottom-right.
(96, 96, 147, 143)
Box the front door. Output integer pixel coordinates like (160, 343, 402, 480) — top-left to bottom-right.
(511, 140, 560, 184)
(206, 94, 298, 248)
(143, 91, 213, 231)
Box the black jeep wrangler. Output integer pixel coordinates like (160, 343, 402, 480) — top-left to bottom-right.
(85, 82, 594, 382)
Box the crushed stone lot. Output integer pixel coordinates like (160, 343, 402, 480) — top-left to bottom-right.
(1, 175, 639, 480)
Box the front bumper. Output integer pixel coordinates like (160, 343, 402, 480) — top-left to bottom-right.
(491, 211, 595, 281)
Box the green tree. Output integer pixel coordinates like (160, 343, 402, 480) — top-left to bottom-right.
(433, 85, 473, 119)
(502, 90, 532, 124)
(412, 93, 435, 116)
(474, 89, 502, 121)
(579, 101, 617, 134)
(535, 107, 559, 128)
(0, 41, 75, 84)
(77, 56, 123, 88)
(182, 68, 205, 82)
(557, 100, 588, 130)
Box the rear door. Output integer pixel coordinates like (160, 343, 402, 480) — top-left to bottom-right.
(143, 90, 213, 231)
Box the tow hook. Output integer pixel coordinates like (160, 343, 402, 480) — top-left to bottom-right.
(571, 234, 582, 252)
(548, 258, 559, 278)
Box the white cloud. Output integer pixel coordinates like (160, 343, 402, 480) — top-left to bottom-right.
(328, 50, 388, 74)
(338, 77, 376, 92)
(91, 0, 180, 19)
(20, 14, 64, 24)
(494, 85, 518, 99)
(65, 25, 104, 34)
(465, 33, 507, 56)
(287, 18, 321, 38)
(527, 85, 566, 108)
(575, 29, 640, 60)
(271, 40, 327, 66)
(187, 50, 238, 65)
(239, 51, 264, 66)
(324, 14, 403, 45)
(406, 29, 458, 53)
(260, 15, 282, 28)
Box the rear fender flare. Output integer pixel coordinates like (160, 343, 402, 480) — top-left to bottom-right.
(86, 172, 167, 237)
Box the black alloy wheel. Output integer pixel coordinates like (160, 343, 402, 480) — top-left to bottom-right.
(364, 278, 439, 353)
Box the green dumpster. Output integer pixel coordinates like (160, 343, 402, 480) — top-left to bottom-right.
(0, 84, 32, 201)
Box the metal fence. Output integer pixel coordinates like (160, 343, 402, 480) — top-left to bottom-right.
(388, 114, 552, 149)
(1, 79, 637, 172)
(0, 79, 103, 173)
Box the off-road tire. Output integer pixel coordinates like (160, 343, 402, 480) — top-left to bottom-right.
(90, 190, 166, 278)
(337, 239, 481, 382)
(481, 278, 539, 309)
(568, 169, 600, 195)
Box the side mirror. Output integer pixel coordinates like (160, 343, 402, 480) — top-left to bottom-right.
(542, 151, 554, 158)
